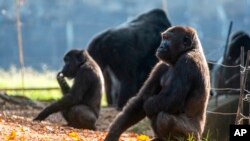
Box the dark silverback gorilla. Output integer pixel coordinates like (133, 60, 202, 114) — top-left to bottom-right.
(104, 26, 210, 141)
(87, 9, 171, 109)
(211, 31, 250, 95)
(34, 49, 104, 130)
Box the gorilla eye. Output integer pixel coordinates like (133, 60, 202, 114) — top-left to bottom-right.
(162, 35, 169, 40)
(183, 36, 192, 46)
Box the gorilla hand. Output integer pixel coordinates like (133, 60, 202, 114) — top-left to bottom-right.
(33, 108, 50, 121)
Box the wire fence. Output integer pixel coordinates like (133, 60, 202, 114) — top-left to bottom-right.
(207, 60, 241, 68)
(205, 47, 250, 125)
(209, 48, 250, 124)
(207, 59, 239, 116)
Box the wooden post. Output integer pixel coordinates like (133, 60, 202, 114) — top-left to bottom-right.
(162, 0, 167, 13)
(245, 51, 250, 124)
(243, 51, 250, 124)
(223, 21, 233, 61)
(235, 47, 244, 124)
(15, 0, 25, 91)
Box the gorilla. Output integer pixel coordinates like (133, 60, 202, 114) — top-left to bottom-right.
(87, 9, 171, 109)
(34, 49, 104, 130)
(211, 31, 250, 95)
(104, 26, 210, 141)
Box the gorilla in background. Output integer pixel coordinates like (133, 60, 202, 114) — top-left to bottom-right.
(211, 31, 250, 95)
(87, 9, 171, 109)
(34, 49, 104, 130)
(104, 26, 210, 141)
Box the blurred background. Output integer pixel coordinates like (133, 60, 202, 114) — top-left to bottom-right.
(0, 1, 249, 139)
(0, 0, 249, 70)
(0, 0, 249, 100)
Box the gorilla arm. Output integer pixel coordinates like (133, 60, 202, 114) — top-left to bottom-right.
(34, 69, 92, 121)
(143, 58, 194, 117)
(105, 63, 168, 141)
(57, 72, 71, 95)
(105, 97, 145, 140)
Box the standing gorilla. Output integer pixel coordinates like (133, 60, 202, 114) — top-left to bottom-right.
(34, 49, 104, 130)
(211, 31, 250, 95)
(87, 9, 171, 109)
(104, 26, 210, 141)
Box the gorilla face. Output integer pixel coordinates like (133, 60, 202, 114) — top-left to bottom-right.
(61, 49, 85, 78)
(156, 26, 195, 65)
(156, 31, 174, 63)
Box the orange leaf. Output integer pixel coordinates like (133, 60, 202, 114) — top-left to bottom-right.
(68, 131, 81, 141)
(6, 130, 17, 141)
(68, 131, 78, 137)
(20, 127, 25, 132)
(0, 117, 3, 123)
(20, 136, 27, 141)
(136, 134, 150, 141)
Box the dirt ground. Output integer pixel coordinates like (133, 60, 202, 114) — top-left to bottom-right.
(0, 100, 119, 130)
(0, 97, 152, 141)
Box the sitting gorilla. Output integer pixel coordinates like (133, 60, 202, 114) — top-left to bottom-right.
(87, 9, 171, 109)
(211, 31, 250, 95)
(104, 26, 210, 141)
(34, 49, 104, 130)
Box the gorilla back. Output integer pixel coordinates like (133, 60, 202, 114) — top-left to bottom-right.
(87, 9, 171, 109)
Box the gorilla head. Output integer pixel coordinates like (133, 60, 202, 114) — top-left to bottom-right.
(156, 26, 198, 65)
(62, 49, 86, 78)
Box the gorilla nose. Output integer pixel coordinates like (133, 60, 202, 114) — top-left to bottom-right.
(157, 40, 170, 52)
(157, 45, 167, 52)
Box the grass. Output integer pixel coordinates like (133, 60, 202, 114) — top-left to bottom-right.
(0, 66, 61, 100)
(129, 118, 152, 134)
(0, 66, 107, 106)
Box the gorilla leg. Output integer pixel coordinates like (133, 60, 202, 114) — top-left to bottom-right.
(62, 105, 97, 130)
(153, 112, 201, 140)
(103, 67, 120, 106)
(117, 76, 137, 110)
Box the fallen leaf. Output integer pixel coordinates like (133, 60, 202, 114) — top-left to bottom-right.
(6, 130, 17, 141)
(68, 131, 78, 137)
(20, 136, 27, 141)
(137, 134, 150, 141)
(68, 131, 81, 141)
(20, 127, 25, 132)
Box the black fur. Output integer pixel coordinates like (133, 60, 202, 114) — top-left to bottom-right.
(34, 49, 104, 130)
(104, 26, 210, 140)
(87, 9, 171, 109)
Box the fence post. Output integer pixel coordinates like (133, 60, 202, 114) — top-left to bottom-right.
(223, 21, 233, 62)
(245, 51, 250, 124)
(15, 0, 25, 92)
(161, 0, 167, 13)
(235, 47, 245, 124)
(243, 51, 250, 124)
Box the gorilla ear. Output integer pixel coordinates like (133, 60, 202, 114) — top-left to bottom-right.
(183, 36, 192, 47)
